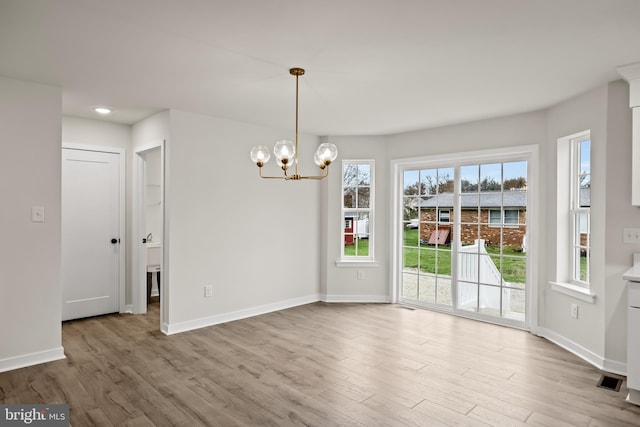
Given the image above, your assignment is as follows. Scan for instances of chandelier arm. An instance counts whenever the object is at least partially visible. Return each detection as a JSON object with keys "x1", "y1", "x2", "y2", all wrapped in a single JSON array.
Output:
[
  {"x1": 258, "y1": 168, "x2": 288, "y2": 179},
  {"x1": 297, "y1": 167, "x2": 330, "y2": 180},
  {"x1": 294, "y1": 71, "x2": 300, "y2": 178}
]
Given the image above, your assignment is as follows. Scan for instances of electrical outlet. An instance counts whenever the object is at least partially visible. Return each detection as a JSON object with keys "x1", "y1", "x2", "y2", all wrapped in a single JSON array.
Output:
[
  {"x1": 571, "y1": 303, "x2": 579, "y2": 319},
  {"x1": 357, "y1": 270, "x2": 365, "y2": 280},
  {"x1": 31, "y1": 206, "x2": 45, "y2": 223},
  {"x1": 623, "y1": 228, "x2": 640, "y2": 244},
  {"x1": 204, "y1": 285, "x2": 213, "y2": 297}
]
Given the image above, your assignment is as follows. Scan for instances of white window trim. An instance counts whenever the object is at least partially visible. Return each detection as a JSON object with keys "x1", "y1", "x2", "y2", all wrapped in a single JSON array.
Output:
[
  {"x1": 551, "y1": 130, "x2": 595, "y2": 302},
  {"x1": 340, "y1": 159, "x2": 375, "y2": 264}
]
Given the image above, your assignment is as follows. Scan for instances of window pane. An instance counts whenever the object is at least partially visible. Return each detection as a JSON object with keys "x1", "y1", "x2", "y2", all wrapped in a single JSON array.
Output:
[
  {"x1": 480, "y1": 163, "x2": 502, "y2": 191},
  {"x1": 404, "y1": 196, "x2": 418, "y2": 221},
  {"x1": 343, "y1": 164, "x2": 358, "y2": 187},
  {"x1": 343, "y1": 187, "x2": 356, "y2": 208},
  {"x1": 404, "y1": 223, "x2": 419, "y2": 247},
  {"x1": 358, "y1": 164, "x2": 371, "y2": 185},
  {"x1": 356, "y1": 213, "x2": 370, "y2": 239},
  {"x1": 357, "y1": 187, "x2": 370, "y2": 208},
  {"x1": 437, "y1": 167, "x2": 454, "y2": 194},
  {"x1": 420, "y1": 169, "x2": 438, "y2": 196},
  {"x1": 489, "y1": 210, "x2": 501, "y2": 225},
  {"x1": 574, "y1": 212, "x2": 589, "y2": 246},
  {"x1": 504, "y1": 210, "x2": 519, "y2": 225},
  {"x1": 403, "y1": 170, "x2": 420, "y2": 195},
  {"x1": 402, "y1": 272, "x2": 418, "y2": 300},
  {"x1": 461, "y1": 164, "x2": 479, "y2": 193},
  {"x1": 503, "y1": 161, "x2": 527, "y2": 190},
  {"x1": 580, "y1": 140, "x2": 591, "y2": 207}
]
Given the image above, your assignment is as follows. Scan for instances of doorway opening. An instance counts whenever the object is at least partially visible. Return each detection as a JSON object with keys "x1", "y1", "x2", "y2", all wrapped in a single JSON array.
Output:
[{"x1": 133, "y1": 142, "x2": 164, "y2": 328}]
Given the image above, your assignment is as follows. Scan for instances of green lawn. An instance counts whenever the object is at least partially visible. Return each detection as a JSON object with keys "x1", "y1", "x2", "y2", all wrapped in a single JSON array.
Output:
[
  {"x1": 344, "y1": 238, "x2": 369, "y2": 257},
  {"x1": 347, "y1": 229, "x2": 587, "y2": 285},
  {"x1": 402, "y1": 229, "x2": 526, "y2": 283}
]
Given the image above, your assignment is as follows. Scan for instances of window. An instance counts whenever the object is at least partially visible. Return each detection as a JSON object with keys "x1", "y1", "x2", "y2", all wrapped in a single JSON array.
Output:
[
  {"x1": 571, "y1": 135, "x2": 590, "y2": 285},
  {"x1": 489, "y1": 209, "x2": 519, "y2": 227},
  {"x1": 551, "y1": 130, "x2": 594, "y2": 301},
  {"x1": 438, "y1": 209, "x2": 450, "y2": 223},
  {"x1": 342, "y1": 160, "x2": 374, "y2": 260}
]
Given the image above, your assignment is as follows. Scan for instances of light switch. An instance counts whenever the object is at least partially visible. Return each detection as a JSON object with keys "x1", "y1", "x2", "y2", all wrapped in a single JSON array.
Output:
[
  {"x1": 623, "y1": 228, "x2": 640, "y2": 244},
  {"x1": 31, "y1": 206, "x2": 45, "y2": 223}
]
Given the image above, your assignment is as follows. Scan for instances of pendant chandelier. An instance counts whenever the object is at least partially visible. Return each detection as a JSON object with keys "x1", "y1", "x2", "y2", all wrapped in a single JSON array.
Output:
[{"x1": 249, "y1": 67, "x2": 338, "y2": 180}]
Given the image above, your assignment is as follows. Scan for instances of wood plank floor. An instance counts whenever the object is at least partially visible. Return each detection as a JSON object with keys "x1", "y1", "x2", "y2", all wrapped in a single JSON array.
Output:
[{"x1": 2, "y1": 302, "x2": 640, "y2": 426}]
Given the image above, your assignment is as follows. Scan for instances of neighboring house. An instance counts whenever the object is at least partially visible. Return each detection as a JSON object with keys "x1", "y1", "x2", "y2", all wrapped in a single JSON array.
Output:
[{"x1": 418, "y1": 190, "x2": 527, "y2": 246}]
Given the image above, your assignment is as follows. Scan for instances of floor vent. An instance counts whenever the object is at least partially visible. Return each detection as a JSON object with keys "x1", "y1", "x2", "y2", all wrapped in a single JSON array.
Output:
[
  {"x1": 399, "y1": 305, "x2": 416, "y2": 311},
  {"x1": 597, "y1": 375, "x2": 623, "y2": 392}
]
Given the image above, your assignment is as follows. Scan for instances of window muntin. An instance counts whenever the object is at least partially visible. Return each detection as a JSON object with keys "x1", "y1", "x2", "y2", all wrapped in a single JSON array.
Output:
[
  {"x1": 342, "y1": 161, "x2": 374, "y2": 260},
  {"x1": 571, "y1": 136, "x2": 590, "y2": 285}
]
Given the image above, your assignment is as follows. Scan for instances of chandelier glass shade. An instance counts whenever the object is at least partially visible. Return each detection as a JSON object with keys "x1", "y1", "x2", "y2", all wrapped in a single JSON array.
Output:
[{"x1": 249, "y1": 68, "x2": 338, "y2": 180}]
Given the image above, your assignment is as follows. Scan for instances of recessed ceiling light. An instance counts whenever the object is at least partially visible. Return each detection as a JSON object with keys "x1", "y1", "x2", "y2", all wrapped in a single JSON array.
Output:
[{"x1": 94, "y1": 107, "x2": 112, "y2": 115}]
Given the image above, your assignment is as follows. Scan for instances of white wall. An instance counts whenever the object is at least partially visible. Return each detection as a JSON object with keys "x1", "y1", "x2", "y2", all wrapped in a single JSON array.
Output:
[
  {"x1": 0, "y1": 76, "x2": 64, "y2": 371},
  {"x1": 545, "y1": 84, "x2": 609, "y2": 360},
  {"x1": 162, "y1": 110, "x2": 322, "y2": 331},
  {"x1": 61, "y1": 117, "x2": 133, "y2": 303},
  {"x1": 604, "y1": 80, "x2": 639, "y2": 367},
  {"x1": 323, "y1": 135, "x2": 390, "y2": 301}
]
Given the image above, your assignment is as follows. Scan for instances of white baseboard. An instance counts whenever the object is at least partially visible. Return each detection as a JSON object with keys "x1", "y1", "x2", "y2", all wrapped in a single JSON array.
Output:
[
  {"x1": 320, "y1": 294, "x2": 391, "y2": 303},
  {"x1": 164, "y1": 294, "x2": 321, "y2": 335},
  {"x1": 537, "y1": 327, "x2": 626, "y2": 376},
  {"x1": 603, "y1": 358, "x2": 627, "y2": 376},
  {"x1": 0, "y1": 347, "x2": 66, "y2": 373},
  {"x1": 123, "y1": 304, "x2": 134, "y2": 314}
]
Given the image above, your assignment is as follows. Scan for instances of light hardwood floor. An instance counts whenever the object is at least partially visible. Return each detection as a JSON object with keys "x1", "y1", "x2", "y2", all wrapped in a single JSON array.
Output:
[{"x1": 1, "y1": 302, "x2": 640, "y2": 426}]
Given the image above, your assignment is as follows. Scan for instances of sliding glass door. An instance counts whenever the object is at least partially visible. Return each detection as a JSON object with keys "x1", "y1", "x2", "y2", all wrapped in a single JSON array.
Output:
[{"x1": 399, "y1": 158, "x2": 529, "y2": 327}]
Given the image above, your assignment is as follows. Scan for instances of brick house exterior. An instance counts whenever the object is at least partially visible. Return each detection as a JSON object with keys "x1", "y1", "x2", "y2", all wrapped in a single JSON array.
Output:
[{"x1": 418, "y1": 191, "x2": 527, "y2": 247}]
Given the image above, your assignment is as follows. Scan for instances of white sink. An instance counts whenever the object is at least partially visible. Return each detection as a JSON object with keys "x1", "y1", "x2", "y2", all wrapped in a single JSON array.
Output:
[{"x1": 147, "y1": 243, "x2": 161, "y2": 266}]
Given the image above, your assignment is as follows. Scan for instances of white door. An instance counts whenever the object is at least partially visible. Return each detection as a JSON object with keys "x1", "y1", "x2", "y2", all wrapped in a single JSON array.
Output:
[{"x1": 62, "y1": 148, "x2": 122, "y2": 321}]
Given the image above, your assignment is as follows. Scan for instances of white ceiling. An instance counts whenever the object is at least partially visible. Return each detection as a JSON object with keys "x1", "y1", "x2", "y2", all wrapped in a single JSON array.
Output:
[{"x1": 1, "y1": 0, "x2": 639, "y2": 135}]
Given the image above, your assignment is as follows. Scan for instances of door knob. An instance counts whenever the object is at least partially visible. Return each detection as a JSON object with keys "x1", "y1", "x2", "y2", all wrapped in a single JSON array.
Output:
[{"x1": 111, "y1": 238, "x2": 119, "y2": 244}]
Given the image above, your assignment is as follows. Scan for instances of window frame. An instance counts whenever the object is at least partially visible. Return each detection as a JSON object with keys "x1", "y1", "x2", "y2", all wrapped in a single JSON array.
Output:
[
  {"x1": 437, "y1": 208, "x2": 451, "y2": 223},
  {"x1": 550, "y1": 130, "x2": 595, "y2": 303},
  {"x1": 569, "y1": 135, "x2": 590, "y2": 287},
  {"x1": 340, "y1": 159, "x2": 375, "y2": 262}
]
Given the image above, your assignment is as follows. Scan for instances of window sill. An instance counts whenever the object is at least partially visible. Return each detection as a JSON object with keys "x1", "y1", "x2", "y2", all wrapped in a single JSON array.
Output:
[
  {"x1": 335, "y1": 260, "x2": 379, "y2": 268},
  {"x1": 549, "y1": 281, "x2": 597, "y2": 303}
]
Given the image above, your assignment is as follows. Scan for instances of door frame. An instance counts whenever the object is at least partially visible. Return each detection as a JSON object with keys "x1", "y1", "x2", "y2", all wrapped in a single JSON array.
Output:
[
  {"x1": 389, "y1": 144, "x2": 539, "y2": 331},
  {"x1": 133, "y1": 141, "x2": 165, "y2": 319},
  {"x1": 62, "y1": 143, "x2": 126, "y2": 314}
]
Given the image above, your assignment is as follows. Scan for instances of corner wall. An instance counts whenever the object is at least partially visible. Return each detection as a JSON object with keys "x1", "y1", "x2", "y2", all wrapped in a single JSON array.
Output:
[
  {"x1": 544, "y1": 84, "x2": 609, "y2": 362},
  {"x1": 323, "y1": 135, "x2": 390, "y2": 301},
  {"x1": 604, "y1": 80, "x2": 638, "y2": 370},
  {"x1": 163, "y1": 110, "x2": 322, "y2": 332},
  {"x1": 0, "y1": 76, "x2": 64, "y2": 371}
]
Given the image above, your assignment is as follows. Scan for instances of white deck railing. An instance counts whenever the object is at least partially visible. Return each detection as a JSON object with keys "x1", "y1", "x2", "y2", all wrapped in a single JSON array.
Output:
[{"x1": 457, "y1": 239, "x2": 510, "y2": 311}]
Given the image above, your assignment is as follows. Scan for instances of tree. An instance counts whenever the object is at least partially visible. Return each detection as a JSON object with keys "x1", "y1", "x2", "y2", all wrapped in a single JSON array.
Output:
[{"x1": 503, "y1": 177, "x2": 526, "y2": 190}]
